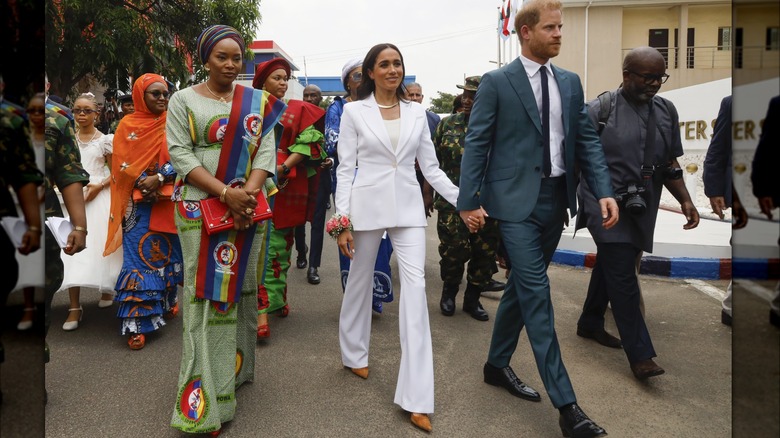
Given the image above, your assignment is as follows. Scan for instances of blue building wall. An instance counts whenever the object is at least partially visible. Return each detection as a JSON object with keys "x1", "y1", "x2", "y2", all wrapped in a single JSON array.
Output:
[{"x1": 296, "y1": 75, "x2": 417, "y2": 96}]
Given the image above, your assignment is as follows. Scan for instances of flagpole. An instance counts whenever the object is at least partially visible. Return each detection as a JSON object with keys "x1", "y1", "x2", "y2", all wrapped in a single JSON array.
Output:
[{"x1": 497, "y1": 6, "x2": 502, "y2": 68}]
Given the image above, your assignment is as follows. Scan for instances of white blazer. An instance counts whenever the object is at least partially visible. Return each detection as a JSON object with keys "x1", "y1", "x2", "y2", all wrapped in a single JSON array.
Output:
[{"x1": 335, "y1": 94, "x2": 459, "y2": 231}]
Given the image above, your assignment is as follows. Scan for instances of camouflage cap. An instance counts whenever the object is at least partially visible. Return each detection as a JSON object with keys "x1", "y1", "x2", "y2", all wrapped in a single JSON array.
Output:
[{"x1": 456, "y1": 76, "x2": 480, "y2": 91}]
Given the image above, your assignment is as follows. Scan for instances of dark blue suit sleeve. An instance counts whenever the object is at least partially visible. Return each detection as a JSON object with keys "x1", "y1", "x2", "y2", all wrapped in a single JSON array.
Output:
[
  {"x1": 703, "y1": 95, "x2": 732, "y2": 205},
  {"x1": 751, "y1": 95, "x2": 780, "y2": 203},
  {"x1": 457, "y1": 73, "x2": 497, "y2": 211}
]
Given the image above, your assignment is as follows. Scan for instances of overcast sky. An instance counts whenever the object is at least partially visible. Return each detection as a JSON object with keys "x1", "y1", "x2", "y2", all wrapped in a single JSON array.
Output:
[{"x1": 255, "y1": 0, "x2": 510, "y2": 107}]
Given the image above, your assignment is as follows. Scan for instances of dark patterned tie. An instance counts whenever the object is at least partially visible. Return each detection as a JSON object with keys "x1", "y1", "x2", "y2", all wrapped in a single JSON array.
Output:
[{"x1": 540, "y1": 66, "x2": 551, "y2": 177}]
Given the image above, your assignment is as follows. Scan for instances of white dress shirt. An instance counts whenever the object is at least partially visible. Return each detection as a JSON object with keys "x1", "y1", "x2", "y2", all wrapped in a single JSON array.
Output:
[{"x1": 519, "y1": 54, "x2": 565, "y2": 177}]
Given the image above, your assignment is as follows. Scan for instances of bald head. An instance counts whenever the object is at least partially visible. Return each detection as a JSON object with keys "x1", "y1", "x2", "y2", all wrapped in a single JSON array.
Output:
[
  {"x1": 622, "y1": 46, "x2": 665, "y2": 72},
  {"x1": 303, "y1": 84, "x2": 322, "y2": 106},
  {"x1": 622, "y1": 46, "x2": 668, "y2": 104}
]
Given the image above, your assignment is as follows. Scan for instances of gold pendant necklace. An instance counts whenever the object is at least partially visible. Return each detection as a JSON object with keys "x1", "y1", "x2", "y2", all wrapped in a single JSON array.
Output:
[{"x1": 205, "y1": 82, "x2": 234, "y2": 103}]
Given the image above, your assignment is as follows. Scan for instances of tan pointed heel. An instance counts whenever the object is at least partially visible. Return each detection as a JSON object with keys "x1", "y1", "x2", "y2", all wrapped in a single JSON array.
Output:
[
  {"x1": 410, "y1": 413, "x2": 432, "y2": 433},
  {"x1": 344, "y1": 366, "x2": 369, "y2": 379}
]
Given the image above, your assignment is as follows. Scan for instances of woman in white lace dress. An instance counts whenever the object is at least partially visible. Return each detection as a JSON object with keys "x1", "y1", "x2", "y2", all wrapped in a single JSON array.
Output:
[{"x1": 59, "y1": 92, "x2": 123, "y2": 330}]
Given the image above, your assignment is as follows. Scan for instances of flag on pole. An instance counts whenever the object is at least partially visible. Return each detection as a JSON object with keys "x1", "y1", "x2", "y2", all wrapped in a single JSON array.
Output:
[{"x1": 499, "y1": 0, "x2": 515, "y2": 41}]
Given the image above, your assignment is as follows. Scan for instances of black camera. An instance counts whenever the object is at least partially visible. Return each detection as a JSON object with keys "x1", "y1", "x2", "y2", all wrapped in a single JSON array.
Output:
[
  {"x1": 614, "y1": 184, "x2": 647, "y2": 216},
  {"x1": 103, "y1": 88, "x2": 118, "y2": 100}
]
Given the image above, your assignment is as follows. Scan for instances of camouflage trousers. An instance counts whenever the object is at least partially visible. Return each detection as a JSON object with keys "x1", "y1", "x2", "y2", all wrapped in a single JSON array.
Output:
[{"x1": 436, "y1": 210, "x2": 500, "y2": 289}]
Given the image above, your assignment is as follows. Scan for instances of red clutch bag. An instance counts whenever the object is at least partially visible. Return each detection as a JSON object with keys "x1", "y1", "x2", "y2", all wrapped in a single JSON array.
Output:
[{"x1": 200, "y1": 195, "x2": 272, "y2": 235}]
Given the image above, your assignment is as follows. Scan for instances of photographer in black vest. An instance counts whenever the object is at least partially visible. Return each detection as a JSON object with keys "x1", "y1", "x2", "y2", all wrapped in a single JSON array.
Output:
[{"x1": 574, "y1": 46, "x2": 699, "y2": 380}]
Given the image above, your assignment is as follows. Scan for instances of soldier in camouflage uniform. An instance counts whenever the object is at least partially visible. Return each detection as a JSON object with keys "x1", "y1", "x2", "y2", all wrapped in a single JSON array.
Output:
[
  {"x1": 43, "y1": 102, "x2": 89, "y2": 342},
  {"x1": 1, "y1": 95, "x2": 44, "y2": 404},
  {"x1": 108, "y1": 94, "x2": 134, "y2": 134},
  {"x1": 432, "y1": 76, "x2": 502, "y2": 321}
]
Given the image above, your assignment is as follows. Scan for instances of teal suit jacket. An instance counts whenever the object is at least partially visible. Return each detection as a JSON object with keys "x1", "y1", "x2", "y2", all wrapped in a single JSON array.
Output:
[{"x1": 457, "y1": 58, "x2": 613, "y2": 222}]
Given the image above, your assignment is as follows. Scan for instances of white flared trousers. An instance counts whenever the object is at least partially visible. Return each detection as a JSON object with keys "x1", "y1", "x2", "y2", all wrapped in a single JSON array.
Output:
[{"x1": 339, "y1": 227, "x2": 434, "y2": 414}]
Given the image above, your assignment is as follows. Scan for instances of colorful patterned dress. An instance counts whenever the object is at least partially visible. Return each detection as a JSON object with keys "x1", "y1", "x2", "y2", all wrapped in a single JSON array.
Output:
[
  {"x1": 112, "y1": 160, "x2": 182, "y2": 335},
  {"x1": 257, "y1": 99, "x2": 325, "y2": 315},
  {"x1": 167, "y1": 86, "x2": 282, "y2": 434}
]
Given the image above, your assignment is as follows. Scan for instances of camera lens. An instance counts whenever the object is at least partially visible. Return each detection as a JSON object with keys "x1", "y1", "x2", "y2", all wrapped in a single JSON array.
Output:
[{"x1": 625, "y1": 194, "x2": 646, "y2": 216}]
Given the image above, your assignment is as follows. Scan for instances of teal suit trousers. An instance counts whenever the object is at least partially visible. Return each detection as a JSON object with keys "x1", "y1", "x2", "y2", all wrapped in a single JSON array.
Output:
[{"x1": 487, "y1": 176, "x2": 576, "y2": 408}]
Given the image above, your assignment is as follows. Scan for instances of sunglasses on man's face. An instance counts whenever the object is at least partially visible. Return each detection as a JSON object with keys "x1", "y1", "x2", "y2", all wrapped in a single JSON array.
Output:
[
  {"x1": 26, "y1": 108, "x2": 45, "y2": 115},
  {"x1": 72, "y1": 108, "x2": 96, "y2": 115},
  {"x1": 145, "y1": 90, "x2": 170, "y2": 99}
]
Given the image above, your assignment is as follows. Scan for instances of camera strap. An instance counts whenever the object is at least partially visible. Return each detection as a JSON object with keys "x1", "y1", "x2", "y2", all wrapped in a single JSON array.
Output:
[{"x1": 641, "y1": 103, "x2": 657, "y2": 183}]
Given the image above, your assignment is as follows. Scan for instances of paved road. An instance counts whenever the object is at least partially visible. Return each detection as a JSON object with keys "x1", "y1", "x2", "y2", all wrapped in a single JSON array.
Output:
[{"x1": 4, "y1": 219, "x2": 776, "y2": 437}]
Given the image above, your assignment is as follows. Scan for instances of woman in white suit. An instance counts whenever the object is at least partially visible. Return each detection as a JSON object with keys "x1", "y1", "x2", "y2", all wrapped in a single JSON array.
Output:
[{"x1": 334, "y1": 43, "x2": 459, "y2": 433}]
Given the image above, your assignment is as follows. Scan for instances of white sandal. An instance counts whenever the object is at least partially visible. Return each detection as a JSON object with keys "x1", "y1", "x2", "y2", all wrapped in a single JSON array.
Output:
[
  {"x1": 17, "y1": 307, "x2": 36, "y2": 331},
  {"x1": 62, "y1": 307, "x2": 83, "y2": 331}
]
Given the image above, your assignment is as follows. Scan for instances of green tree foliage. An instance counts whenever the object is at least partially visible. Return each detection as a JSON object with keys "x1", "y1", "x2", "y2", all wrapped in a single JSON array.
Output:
[
  {"x1": 428, "y1": 91, "x2": 456, "y2": 114},
  {"x1": 319, "y1": 96, "x2": 333, "y2": 111},
  {"x1": 45, "y1": 0, "x2": 263, "y2": 98}
]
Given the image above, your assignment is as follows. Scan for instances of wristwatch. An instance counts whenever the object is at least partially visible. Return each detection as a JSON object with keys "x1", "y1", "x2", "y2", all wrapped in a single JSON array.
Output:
[
  {"x1": 281, "y1": 163, "x2": 291, "y2": 175},
  {"x1": 157, "y1": 173, "x2": 165, "y2": 183}
]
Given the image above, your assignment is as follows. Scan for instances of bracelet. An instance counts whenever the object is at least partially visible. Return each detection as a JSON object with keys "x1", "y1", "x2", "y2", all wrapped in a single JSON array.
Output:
[
  {"x1": 281, "y1": 163, "x2": 291, "y2": 175},
  {"x1": 219, "y1": 185, "x2": 229, "y2": 203},
  {"x1": 27, "y1": 226, "x2": 42, "y2": 234},
  {"x1": 72, "y1": 226, "x2": 88, "y2": 235},
  {"x1": 101, "y1": 180, "x2": 107, "y2": 188}
]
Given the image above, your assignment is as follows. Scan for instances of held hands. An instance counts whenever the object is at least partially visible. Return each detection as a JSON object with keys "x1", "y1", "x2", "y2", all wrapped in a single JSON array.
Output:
[
  {"x1": 681, "y1": 201, "x2": 700, "y2": 230},
  {"x1": 599, "y1": 198, "x2": 620, "y2": 229},
  {"x1": 221, "y1": 187, "x2": 261, "y2": 231},
  {"x1": 459, "y1": 207, "x2": 488, "y2": 233}
]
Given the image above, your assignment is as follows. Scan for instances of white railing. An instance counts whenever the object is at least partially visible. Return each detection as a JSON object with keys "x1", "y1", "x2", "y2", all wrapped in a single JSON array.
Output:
[{"x1": 622, "y1": 46, "x2": 733, "y2": 70}]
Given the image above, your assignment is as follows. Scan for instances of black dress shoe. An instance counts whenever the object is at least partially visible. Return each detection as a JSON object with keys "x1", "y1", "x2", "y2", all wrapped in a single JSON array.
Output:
[
  {"x1": 307, "y1": 266, "x2": 320, "y2": 285},
  {"x1": 559, "y1": 404, "x2": 607, "y2": 438},
  {"x1": 296, "y1": 256, "x2": 307, "y2": 269},
  {"x1": 483, "y1": 279, "x2": 506, "y2": 292},
  {"x1": 630, "y1": 359, "x2": 664, "y2": 380},
  {"x1": 463, "y1": 303, "x2": 489, "y2": 321},
  {"x1": 483, "y1": 362, "x2": 541, "y2": 402},
  {"x1": 576, "y1": 327, "x2": 622, "y2": 349},
  {"x1": 440, "y1": 296, "x2": 455, "y2": 316},
  {"x1": 721, "y1": 310, "x2": 732, "y2": 326}
]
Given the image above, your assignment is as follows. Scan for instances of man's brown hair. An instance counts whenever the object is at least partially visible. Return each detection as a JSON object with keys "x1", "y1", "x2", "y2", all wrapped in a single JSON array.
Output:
[{"x1": 514, "y1": 0, "x2": 563, "y2": 44}]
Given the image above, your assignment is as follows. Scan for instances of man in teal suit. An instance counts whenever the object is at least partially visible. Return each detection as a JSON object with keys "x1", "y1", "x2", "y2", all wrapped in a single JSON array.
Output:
[{"x1": 457, "y1": 1, "x2": 618, "y2": 436}]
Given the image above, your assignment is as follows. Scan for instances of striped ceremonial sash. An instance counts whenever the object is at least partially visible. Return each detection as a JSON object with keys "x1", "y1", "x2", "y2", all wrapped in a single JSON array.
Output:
[{"x1": 195, "y1": 85, "x2": 286, "y2": 303}]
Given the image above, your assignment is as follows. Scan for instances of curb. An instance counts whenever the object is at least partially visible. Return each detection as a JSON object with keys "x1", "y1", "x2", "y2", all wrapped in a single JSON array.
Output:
[{"x1": 552, "y1": 249, "x2": 780, "y2": 280}]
